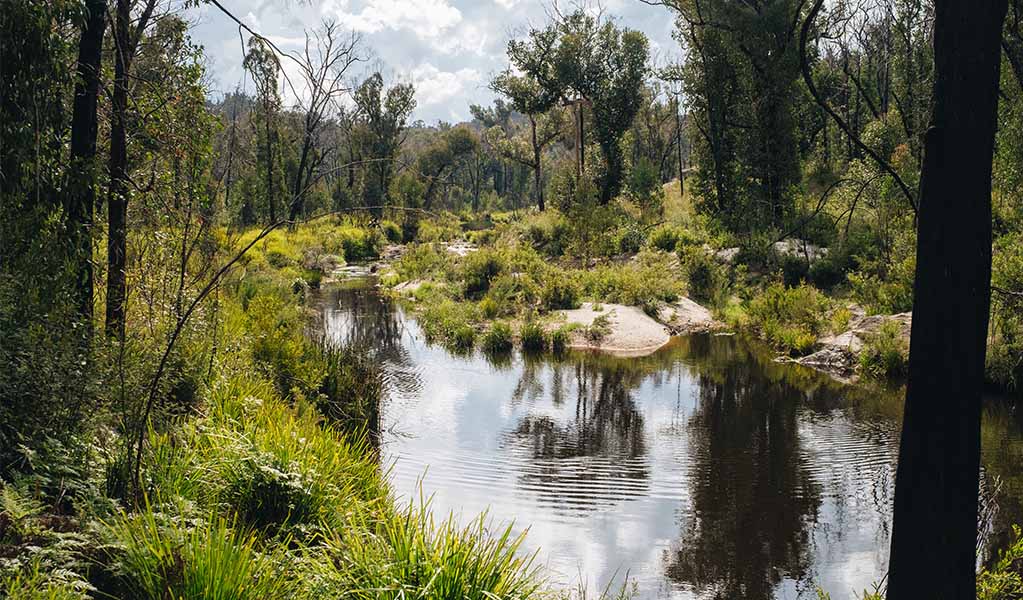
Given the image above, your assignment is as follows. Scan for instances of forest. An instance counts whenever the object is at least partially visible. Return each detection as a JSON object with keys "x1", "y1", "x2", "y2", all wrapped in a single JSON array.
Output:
[{"x1": 2, "y1": 0, "x2": 1023, "y2": 598}]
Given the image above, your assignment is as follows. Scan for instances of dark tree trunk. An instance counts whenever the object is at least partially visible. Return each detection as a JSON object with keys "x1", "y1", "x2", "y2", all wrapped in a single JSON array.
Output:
[
  {"x1": 66, "y1": 0, "x2": 106, "y2": 325},
  {"x1": 105, "y1": 0, "x2": 131, "y2": 339},
  {"x1": 886, "y1": 1, "x2": 1007, "y2": 598},
  {"x1": 530, "y1": 116, "x2": 545, "y2": 212},
  {"x1": 265, "y1": 113, "x2": 276, "y2": 223}
]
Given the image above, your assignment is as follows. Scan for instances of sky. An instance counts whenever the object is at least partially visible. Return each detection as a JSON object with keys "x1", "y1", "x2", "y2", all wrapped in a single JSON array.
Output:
[{"x1": 187, "y1": 0, "x2": 680, "y2": 123}]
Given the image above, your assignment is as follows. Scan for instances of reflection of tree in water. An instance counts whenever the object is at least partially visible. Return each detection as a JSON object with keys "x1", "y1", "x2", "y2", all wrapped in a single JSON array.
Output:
[
  {"x1": 315, "y1": 280, "x2": 421, "y2": 398},
  {"x1": 666, "y1": 334, "x2": 822, "y2": 600},
  {"x1": 501, "y1": 354, "x2": 651, "y2": 511}
]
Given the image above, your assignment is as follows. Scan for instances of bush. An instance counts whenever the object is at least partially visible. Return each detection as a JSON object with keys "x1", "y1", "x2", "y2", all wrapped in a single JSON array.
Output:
[
  {"x1": 979, "y1": 524, "x2": 1023, "y2": 600},
  {"x1": 781, "y1": 255, "x2": 810, "y2": 287},
  {"x1": 380, "y1": 220, "x2": 402, "y2": 243},
  {"x1": 859, "y1": 320, "x2": 908, "y2": 379},
  {"x1": 519, "y1": 321, "x2": 548, "y2": 353},
  {"x1": 648, "y1": 224, "x2": 681, "y2": 252},
  {"x1": 224, "y1": 451, "x2": 320, "y2": 532},
  {"x1": 550, "y1": 326, "x2": 572, "y2": 354},
  {"x1": 461, "y1": 250, "x2": 505, "y2": 300},
  {"x1": 616, "y1": 225, "x2": 645, "y2": 255},
  {"x1": 746, "y1": 283, "x2": 830, "y2": 356},
  {"x1": 481, "y1": 322, "x2": 513, "y2": 354},
  {"x1": 450, "y1": 324, "x2": 476, "y2": 351},
  {"x1": 585, "y1": 313, "x2": 613, "y2": 344},
  {"x1": 540, "y1": 275, "x2": 581, "y2": 311},
  {"x1": 679, "y1": 246, "x2": 719, "y2": 303}
]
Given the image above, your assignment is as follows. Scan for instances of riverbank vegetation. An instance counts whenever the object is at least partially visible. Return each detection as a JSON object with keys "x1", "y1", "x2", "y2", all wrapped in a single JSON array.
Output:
[{"x1": 4, "y1": 0, "x2": 1023, "y2": 597}]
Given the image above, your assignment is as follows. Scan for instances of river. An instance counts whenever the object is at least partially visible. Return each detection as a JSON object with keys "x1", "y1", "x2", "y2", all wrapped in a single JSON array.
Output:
[{"x1": 316, "y1": 276, "x2": 1023, "y2": 600}]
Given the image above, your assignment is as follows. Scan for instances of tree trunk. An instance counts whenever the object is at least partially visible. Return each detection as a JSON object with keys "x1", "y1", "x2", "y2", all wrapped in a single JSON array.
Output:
[
  {"x1": 675, "y1": 102, "x2": 685, "y2": 200},
  {"x1": 66, "y1": 0, "x2": 106, "y2": 325},
  {"x1": 105, "y1": 0, "x2": 131, "y2": 339},
  {"x1": 886, "y1": 1, "x2": 1007, "y2": 598},
  {"x1": 265, "y1": 111, "x2": 276, "y2": 223},
  {"x1": 531, "y1": 116, "x2": 545, "y2": 212}
]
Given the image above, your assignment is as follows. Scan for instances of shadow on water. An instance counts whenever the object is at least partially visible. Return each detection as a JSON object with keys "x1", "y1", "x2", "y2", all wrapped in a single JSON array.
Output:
[{"x1": 315, "y1": 276, "x2": 1023, "y2": 599}]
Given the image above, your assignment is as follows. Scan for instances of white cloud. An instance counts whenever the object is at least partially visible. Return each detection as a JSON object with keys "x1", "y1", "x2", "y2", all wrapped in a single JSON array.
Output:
[
  {"x1": 328, "y1": 0, "x2": 463, "y2": 39},
  {"x1": 411, "y1": 63, "x2": 482, "y2": 109}
]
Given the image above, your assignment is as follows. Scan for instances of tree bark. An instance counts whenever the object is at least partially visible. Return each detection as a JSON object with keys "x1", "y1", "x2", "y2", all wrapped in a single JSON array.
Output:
[
  {"x1": 530, "y1": 116, "x2": 545, "y2": 211},
  {"x1": 66, "y1": 0, "x2": 106, "y2": 325},
  {"x1": 886, "y1": 1, "x2": 1007, "y2": 598},
  {"x1": 105, "y1": 0, "x2": 131, "y2": 339}
]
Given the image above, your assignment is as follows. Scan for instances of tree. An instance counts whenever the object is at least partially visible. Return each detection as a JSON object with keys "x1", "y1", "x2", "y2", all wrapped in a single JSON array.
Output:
[
  {"x1": 886, "y1": 0, "x2": 1007, "y2": 598},
  {"x1": 506, "y1": 9, "x2": 650, "y2": 204},
  {"x1": 106, "y1": 0, "x2": 159, "y2": 339},
  {"x1": 244, "y1": 37, "x2": 282, "y2": 223},
  {"x1": 65, "y1": 0, "x2": 106, "y2": 325},
  {"x1": 288, "y1": 22, "x2": 360, "y2": 221},
  {"x1": 490, "y1": 72, "x2": 563, "y2": 211},
  {"x1": 352, "y1": 72, "x2": 416, "y2": 217},
  {"x1": 417, "y1": 127, "x2": 478, "y2": 210}
]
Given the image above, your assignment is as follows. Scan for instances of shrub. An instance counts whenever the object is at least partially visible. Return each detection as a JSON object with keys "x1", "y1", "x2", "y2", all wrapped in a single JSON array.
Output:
[
  {"x1": 585, "y1": 313, "x2": 613, "y2": 344},
  {"x1": 616, "y1": 225, "x2": 645, "y2": 255},
  {"x1": 481, "y1": 322, "x2": 513, "y2": 354},
  {"x1": 978, "y1": 524, "x2": 1023, "y2": 600},
  {"x1": 478, "y1": 296, "x2": 501, "y2": 319},
  {"x1": 781, "y1": 255, "x2": 810, "y2": 287},
  {"x1": 461, "y1": 250, "x2": 505, "y2": 300},
  {"x1": 746, "y1": 283, "x2": 830, "y2": 356},
  {"x1": 394, "y1": 244, "x2": 448, "y2": 281},
  {"x1": 648, "y1": 224, "x2": 681, "y2": 252},
  {"x1": 550, "y1": 326, "x2": 572, "y2": 354},
  {"x1": 380, "y1": 220, "x2": 402, "y2": 243},
  {"x1": 540, "y1": 275, "x2": 581, "y2": 311},
  {"x1": 679, "y1": 246, "x2": 719, "y2": 303},
  {"x1": 224, "y1": 451, "x2": 320, "y2": 532},
  {"x1": 450, "y1": 324, "x2": 476, "y2": 351},
  {"x1": 859, "y1": 320, "x2": 908, "y2": 379},
  {"x1": 519, "y1": 321, "x2": 548, "y2": 353}
]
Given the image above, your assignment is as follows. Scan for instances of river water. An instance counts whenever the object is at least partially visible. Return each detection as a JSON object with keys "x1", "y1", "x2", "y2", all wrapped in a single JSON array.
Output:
[{"x1": 317, "y1": 277, "x2": 1023, "y2": 600}]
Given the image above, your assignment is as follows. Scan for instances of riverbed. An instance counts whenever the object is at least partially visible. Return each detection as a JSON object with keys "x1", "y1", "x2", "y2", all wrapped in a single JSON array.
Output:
[{"x1": 316, "y1": 277, "x2": 1023, "y2": 599}]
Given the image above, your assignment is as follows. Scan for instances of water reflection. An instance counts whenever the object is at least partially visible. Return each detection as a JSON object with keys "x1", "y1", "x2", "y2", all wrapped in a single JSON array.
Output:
[
  {"x1": 667, "y1": 335, "x2": 821, "y2": 598},
  {"x1": 317, "y1": 277, "x2": 1023, "y2": 600}
]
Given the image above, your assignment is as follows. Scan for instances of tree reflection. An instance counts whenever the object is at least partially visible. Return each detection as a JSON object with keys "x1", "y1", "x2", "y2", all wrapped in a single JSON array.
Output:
[
  {"x1": 501, "y1": 353, "x2": 651, "y2": 512},
  {"x1": 666, "y1": 335, "x2": 822, "y2": 599}
]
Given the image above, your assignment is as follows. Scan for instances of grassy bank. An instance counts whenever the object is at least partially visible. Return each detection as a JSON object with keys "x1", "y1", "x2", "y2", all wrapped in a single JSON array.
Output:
[{"x1": 0, "y1": 219, "x2": 608, "y2": 599}]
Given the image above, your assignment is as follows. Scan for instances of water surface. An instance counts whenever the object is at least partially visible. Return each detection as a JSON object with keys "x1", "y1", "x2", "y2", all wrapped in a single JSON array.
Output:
[{"x1": 317, "y1": 278, "x2": 1023, "y2": 599}]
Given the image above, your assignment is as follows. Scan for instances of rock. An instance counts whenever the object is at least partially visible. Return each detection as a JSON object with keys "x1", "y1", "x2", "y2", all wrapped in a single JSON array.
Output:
[
  {"x1": 797, "y1": 310, "x2": 912, "y2": 381},
  {"x1": 557, "y1": 302, "x2": 671, "y2": 357},
  {"x1": 444, "y1": 241, "x2": 477, "y2": 257},
  {"x1": 393, "y1": 279, "x2": 425, "y2": 294},
  {"x1": 715, "y1": 247, "x2": 741, "y2": 264},
  {"x1": 656, "y1": 297, "x2": 722, "y2": 335},
  {"x1": 772, "y1": 238, "x2": 829, "y2": 263}
]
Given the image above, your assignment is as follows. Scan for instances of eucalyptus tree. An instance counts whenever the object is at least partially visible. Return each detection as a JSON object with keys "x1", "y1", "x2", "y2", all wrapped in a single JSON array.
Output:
[
  {"x1": 289, "y1": 22, "x2": 361, "y2": 221},
  {"x1": 490, "y1": 72, "x2": 564, "y2": 210},
  {"x1": 417, "y1": 127, "x2": 479, "y2": 210},
  {"x1": 506, "y1": 9, "x2": 649, "y2": 204},
  {"x1": 244, "y1": 37, "x2": 283, "y2": 223},
  {"x1": 883, "y1": 1, "x2": 1007, "y2": 596},
  {"x1": 352, "y1": 72, "x2": 416, "y2": 217},
  {"x1": 106, "y1": 0, "x2": 160, "y2": 339}
]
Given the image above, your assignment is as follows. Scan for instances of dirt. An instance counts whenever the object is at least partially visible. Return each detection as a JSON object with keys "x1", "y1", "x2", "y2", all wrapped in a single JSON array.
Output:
[{"x1": 557, "y1": 302, "x2": 672, "y2": 357}]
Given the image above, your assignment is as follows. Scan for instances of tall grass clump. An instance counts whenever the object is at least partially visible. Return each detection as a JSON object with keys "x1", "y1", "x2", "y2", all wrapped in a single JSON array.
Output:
[
  {"x1": 520, "y1": 321, "x2": 548, "y2": 352},
  {"x1": 462, "y1": 250, "x2": 505, "y2": 299},
  {"x1": 481, "y1": 322, "x2": 514, "y2": 354},
  {"x1": 312, "y1": 503, "x2": 544, "y2": 599},
  {"x1": 746, "y1": 282, "x2": 830, "y2": 356},
  {"x1": 101, "y1": 510, "x2": 291, "y2": 599},
  {"x1": 316, "y1": 341, "x2": 382, "y2": 436},
  {"x1": 858, "y1": 320, "x2": 908, "y2": 379}
]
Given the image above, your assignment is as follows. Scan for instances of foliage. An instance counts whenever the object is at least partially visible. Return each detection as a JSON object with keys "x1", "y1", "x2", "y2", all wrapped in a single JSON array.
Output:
[
  {"x1": 541, "y1": 275, "x2": 582, "y2": 311},
  {"x1": 481, "y1": 322, "x2": 514, "y2": 354},
  {"x1": 978, "y1": 524, "x2": 1023, "y2": 600},
  {"x1": 316, "y1": 341, "x2": 382, "y2": 435},
  {"x1": 585, "y1": 313, "x2": 613, "y2": 343},
  {"x1": 745, "y1": 283, "x2": 831, "y2": 356},
  {"x1": 461, "y1": 250, "x2": 506, "y2": 300},
  {"x1": 859, "y1": 321, "x2": 909, "y2": 379},
  {"x1": 520, "y1": 321, "x2": 549, "y2": 352}
]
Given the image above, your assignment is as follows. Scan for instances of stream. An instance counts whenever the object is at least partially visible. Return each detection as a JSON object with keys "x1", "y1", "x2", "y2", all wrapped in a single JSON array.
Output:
[{"x1": 316, "y1": 276, "x2": 1023, "y2": 600}]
